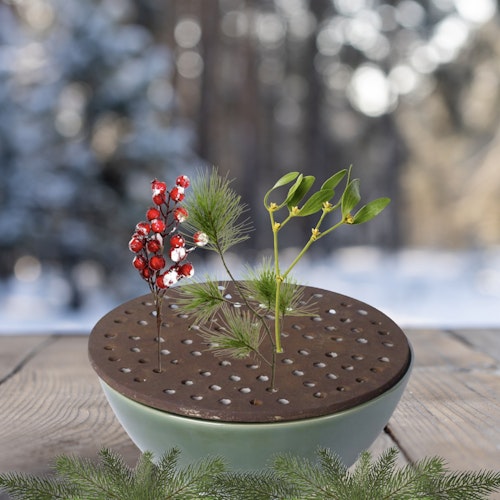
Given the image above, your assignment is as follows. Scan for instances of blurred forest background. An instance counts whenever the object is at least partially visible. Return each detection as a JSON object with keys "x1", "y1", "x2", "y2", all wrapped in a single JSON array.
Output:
[{"x1": 1, "y1": 0, "x2": 500, "y2": 328}]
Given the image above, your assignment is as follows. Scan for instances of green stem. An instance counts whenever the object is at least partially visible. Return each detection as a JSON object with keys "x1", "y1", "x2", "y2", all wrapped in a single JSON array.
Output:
[{"x1": 271, "y1": 211, "x2": 283, "y2": 354}]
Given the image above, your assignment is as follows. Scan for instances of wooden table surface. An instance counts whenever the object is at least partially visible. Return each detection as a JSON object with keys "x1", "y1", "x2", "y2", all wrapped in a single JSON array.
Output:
[{"x1": 1, "y1": 329, "x2": 499, "y2": 497}]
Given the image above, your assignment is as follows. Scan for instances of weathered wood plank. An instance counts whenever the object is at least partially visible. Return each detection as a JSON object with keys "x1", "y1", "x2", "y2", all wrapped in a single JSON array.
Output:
[
  {"x1": 454, "y1": 329, "x2": 500, "y2": 362},
  {"x1": 389, "y1": 329, "x2": 500, "y2": 471},
  {"x1": 0, "y1": 335, "x2": 52, "y2": 382},
  {"x1": 0, "y1": 336, "x2": 139, "y2": 473}
]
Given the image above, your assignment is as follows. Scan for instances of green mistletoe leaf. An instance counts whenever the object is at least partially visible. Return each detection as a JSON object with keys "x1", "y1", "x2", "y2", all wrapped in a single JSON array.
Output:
[
  {"x1": 341, "y1": 178, "x2": 361, "y2": 219},
  {"x1": 352, "y1": 197, "x2": 391, "y2": 224},
  {"x1": 285, "y1": 175, "x2": 315, "y2": 209},
  {"x1": 297, "y1": 189, "x2": 334, "y2": 216}
]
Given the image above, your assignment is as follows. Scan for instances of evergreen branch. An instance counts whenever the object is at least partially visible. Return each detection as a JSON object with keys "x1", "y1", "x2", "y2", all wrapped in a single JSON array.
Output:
[
  {"x1": 1, "y1": 447, "x2": 500, "y2": 500},
  {"x1": 183, "y1": 167, "x2": 252, "y2": 255}
]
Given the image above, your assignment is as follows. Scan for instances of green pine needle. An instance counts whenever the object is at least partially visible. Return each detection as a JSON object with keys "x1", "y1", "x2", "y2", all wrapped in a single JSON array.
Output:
[
  {"x1": 1, "y1": 447, "x2": 500, "y2": 499},
  {"x1": 183, "y1": 167, "x2": 252, "y2": 255},
  {"x1": 200, "y1": 306, "x2": 264, "y2": 360}
]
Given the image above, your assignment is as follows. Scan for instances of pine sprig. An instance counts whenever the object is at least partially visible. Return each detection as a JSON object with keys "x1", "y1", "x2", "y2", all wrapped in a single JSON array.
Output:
[
  {"x1": 183, "y1": 167, "x2": 252, "y2": 255},
  {"x1": 1, "y1": 447, "x2": 500, "y2": 500}
]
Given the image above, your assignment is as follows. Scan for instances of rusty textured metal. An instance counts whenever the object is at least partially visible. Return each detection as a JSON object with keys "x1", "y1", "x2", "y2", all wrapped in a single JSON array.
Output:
[{"x1": 89, "y1": 283, "x2": 411, "y2": 423}]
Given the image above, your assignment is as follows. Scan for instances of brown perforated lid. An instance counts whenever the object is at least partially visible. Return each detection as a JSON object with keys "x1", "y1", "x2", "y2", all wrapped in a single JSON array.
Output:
[{"x1": 89, "y1": 283, "x2": 411, "y2": 423}]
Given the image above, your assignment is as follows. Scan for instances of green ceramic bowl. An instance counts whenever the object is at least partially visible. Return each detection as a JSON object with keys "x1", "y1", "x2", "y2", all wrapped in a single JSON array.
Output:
[{"x1": 99, "y1": 347, "x2": 412, "y2": 470}]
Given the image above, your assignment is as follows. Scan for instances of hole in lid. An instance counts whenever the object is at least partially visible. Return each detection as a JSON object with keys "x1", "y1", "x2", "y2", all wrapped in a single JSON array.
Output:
[
  {"x1": 328, "y1": 309, "x2": 336, "y2": 314},
  {"x1": 379, "y1": 356, "x2": 390, "y2": 363},
  {"x1": 137, "y1": 320, "x2": 148, "y2": 326},
  {"x1": 312, "y1": 316, "x2": 323, "y2": 322},
  {"x1": 246, "y1": 364, "x2": 259, "y2": 369},
  {"x1": 331, "y1": 336, "x2": 343, "y2": 342},
  {"x1": 383, "y1": 342, "x2": 394, "y2": 348},
  {"x1": 312, "y1": 293, "x2": 323, "y2": 298},
  {"x1": 209, "y1": 385, "x2": 222, "y2": 391},
  {"x1": 370, "y1": 367, "x2": 380, "y2": 373},
  {"x1": 298, "y1": 349, "x2": 310, "y2": 356},
  {"x1": 129, "y1": 335, "x2": 141, "y2": 341},
  {"x1": 164, "y1": 389, "x2": 176, "y2": 395},
  {"x1": 340, "y1": 318, "x2": 352, "y2": 323},
  {"x1": 181, "y1": 339, "x2": 193, "y2": 345},
  {"x1": 224, "y1": 293, "x2": 232, "y2": 299},
  {"x1": 130, "y1": 347, "x2": 141, "y2": 353},
  {"x1": 104, "y1": 333, "x2": 117, "y2": 338},
  {"x1": 138, "y1": 358, "x2": 149, "y2": 364},
  {"x1": 325, "y1": 326, "x2": 337, "y2": 331},
  {"x1": 357, "y1": 309, "x2": 368, "y2": 315},
  {"x1": 108, "y1": 356, "x2": 120, "y2": 362},
  {"x1": 313, "y1": 362, "x2": 326, "y2": 368},
  {"x1": 257, "y1": 375, "x2": 269, "y2": 382},
  {"x1": 327, "y1": 373, "x2": 338, "y2": 379},
  {"x1": 177, "y1": 314, "x2": 189, "y2": 319},
  {"x1": 155, "y1": 336, "x2": 165, "y2": 343},
  {"x1": 191, "y1": 351, "x2": 202, "y2": 357},
  {"x1": 120, "y1": 367, "x2": 131, "y2": 373},
  {"x1": 278, "y1": 398, "x2": 290, "y2": 405},
  {"x1": 200, "y1": 371, "x2": 211, "y2": 377},
  {"x1": 229, "y1": 375, "x2": 241, "y2": 381},
  {"x1": 182, "y1": 380, "x2": 194, "y2": 386},
  {"x1": 352, "y1": 355, "x2": 364, "y2": 361},
  {"x1": 240, "y1": 387, "x2": 251, "y2": 393},
  {"x1": 220, "y1": 360, "x2": 231, "y2": 367},
  {"x1": 304, "y1": 381, "x2": 316, "y2": 387},
  {"x1": 171, "y1": 359, "x2": 179, "y2": 364},
  {"x1": 371, "y1": 320, "x2": 382, "y2": 325},
  {"x1": 169, "y1": 304, "x2": 179, "y2": 309},
  {"x1": 161, "y1": 349, "x2": 171, "y2": 355},
  {"x1": 104, "y1": 345, "x2": 114, "y2": 351},
  {"x1": 282, "y1": 358, "x2": 294, "y2": 364},
  {"x1": 340, "y1": 302, "x2": 351, "y2": 307},
  {"x1": 356, "y1": 377, "x2": 367, "y2": 383},
  {"x1": 124, "y1": 310, "x2": 133, "y2": 315},
  {"x1": 292, "y1": 370, "x2": 304, "y2": 376},
  {"x1": 378, "y1": 330, "x2": 390, "y2": 336},
  {"x1": 356, "y1": 338, "x2": 368, "y2": 344},
  {"x1": 336, "y1": 386, "x2": 346, "y2": 392},
  {"x1": 150, "y1": 310, "x2": 158, "y2": 317},
  {"x1": 351, "y1": 327, "x2": 363, "y2": 333},
  {"x1": 233, "y1": 302, "x2": 242, "y2": 308},
  {"x1": 326, "y1": 351, "x2": 338, "y2": 358},
  {"x1": 250, "y1": 399, "x2": 263, "y2": 406},
  {"x1": 113, "y1": 319, "x2": 124, "y2": 324},
  {"x1": 292, "y1": 324, "x2": 302, "y2": 330},
  {"x1": 303, "y1": 334, "x2": 314, "y2": 340},
  {"x1": 219, "y1": 398, "x2": 231, "y2": 405},
  {"x1": 142, "y1": 300, "x2": 153, "y2": 306},
  {"x1": 342, "y1": 364, "x2": 354, "y2": 371},
  {"x1": 281, "y1": 331, "x2": 289, "y2": 338},
  {"x1": 134, "y1": 377, "x2": 146, "y2": 383},
  {"x1": 313, "y1": 391, "x2": 326, "y2": 398},
  {"x1": 191, "y1": 395, "x2": 203, "y2": 401}
]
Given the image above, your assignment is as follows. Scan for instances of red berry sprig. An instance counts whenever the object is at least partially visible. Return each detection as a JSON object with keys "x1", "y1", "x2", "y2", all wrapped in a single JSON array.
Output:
[{"x1": 128, "y1": 176, "x2": 207, "y2": 296}]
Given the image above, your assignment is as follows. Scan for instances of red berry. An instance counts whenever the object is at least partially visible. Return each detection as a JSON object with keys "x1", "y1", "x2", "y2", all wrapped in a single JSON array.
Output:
[
  {"x1": 129, "y1": 237, "x2": 144, "y2": 253},
  {"x1": 151, "y1": 219, "x2": 166, "y2": 233},
  {"x1": 156, "y1": 274, "x2": 167, "y2": 289},
  {"x1": 133, "y1": 256, "x2": 147, "y2": 270},
  {"x1": 150, "y1": 255, "x2": 166, "y2": 271},
  {"x1": 193, "y1": 231, "x2": 209, "y2": 247},
  {"x1": 173, "y1": 207, "x2": 188, "y2": 223},
  {"x1": 152, "y1": 192, "x2": 166, "y2": 205},
  {"x1": 141, "y1": 267, "x2": 152, "y2": 280},
  {"x1": 176, "y1": 175, "x2": 190, "y2": 188},
  {"x1": 170, "y1": 186, "x2": 185, "y2": 202},
  {"x1": 147, "y1": 238, "x2": 162, "y2": 253},
  {"x1": 151, "y1": 179, "x2": 167, "y2": 193},
  {"x1": 170, "y1": 246, "x2": 187, "y2": 263},
  {"x1": 146, "y1": 207, "x2": 161, "y2": 221},
  {"x1": 178, "y1": 262, "x2": 194, "y2": 277},
  {"x1": 162, "y1": 269, "x2": 179, "y2": 287},
  {"x1": 135, "y1": 222, "x2": 151, "y2": 236},
  {"x1": 170, "y1": 234, "x2": 185, "y2": 248}
]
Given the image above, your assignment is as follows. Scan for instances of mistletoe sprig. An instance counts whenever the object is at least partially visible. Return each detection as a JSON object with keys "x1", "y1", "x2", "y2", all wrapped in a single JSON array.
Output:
[
  {"x1": 1, "y1": 447, "x2": 499, "y2": 499},
  {"x1": 263, "y1": 167, "x2": 390, "y2": 353}
]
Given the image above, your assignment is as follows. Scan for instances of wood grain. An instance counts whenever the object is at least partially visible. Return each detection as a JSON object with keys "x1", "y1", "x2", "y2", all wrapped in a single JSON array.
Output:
[{"x1": 0, "y1": 336, "x2": 139, "y2": 473}]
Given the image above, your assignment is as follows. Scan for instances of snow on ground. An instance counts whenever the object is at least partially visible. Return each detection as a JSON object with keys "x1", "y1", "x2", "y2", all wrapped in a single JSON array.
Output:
[{"x1": 1, "y1": 247, "x2": 500, "y2": 334}]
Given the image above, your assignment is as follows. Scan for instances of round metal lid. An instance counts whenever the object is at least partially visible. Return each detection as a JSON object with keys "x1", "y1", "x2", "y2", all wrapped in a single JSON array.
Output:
[{"x1": 89, "y1": 283, "x2": 411, "y2": 423}]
